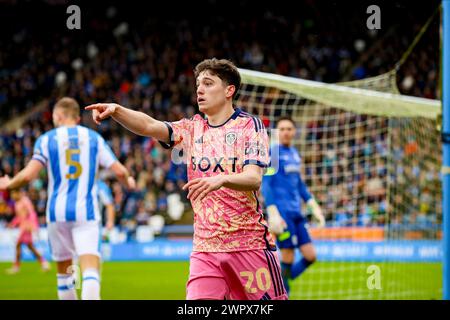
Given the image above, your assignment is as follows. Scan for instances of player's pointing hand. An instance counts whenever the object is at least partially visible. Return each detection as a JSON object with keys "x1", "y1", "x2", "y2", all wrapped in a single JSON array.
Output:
[{"x1": 85, "y1": 103, "x2": 119, "y2": 125}]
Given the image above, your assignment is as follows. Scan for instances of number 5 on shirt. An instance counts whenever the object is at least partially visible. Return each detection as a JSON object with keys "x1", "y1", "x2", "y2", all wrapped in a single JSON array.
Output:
[{"x1": 65, "y1": 149, "x2": 82, "y2": 179}]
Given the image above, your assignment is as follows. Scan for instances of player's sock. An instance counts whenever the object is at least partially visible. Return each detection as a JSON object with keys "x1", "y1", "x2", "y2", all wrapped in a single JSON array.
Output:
[
  {"x1": 81, "y1": 268, "x2": 100, "y2": 300},
  {"x1": 291, "y1": 258, "x2": 314, "y2": 279},
  {"x1": 57, "y1": 274, "x2": 78, "y2": 300},
  {"x1": 280, "y1": 262, "x2": 292, "y2": 295}
]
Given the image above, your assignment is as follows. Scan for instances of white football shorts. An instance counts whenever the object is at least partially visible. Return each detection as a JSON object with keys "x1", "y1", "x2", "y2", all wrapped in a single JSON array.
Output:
[{"x1": 47, "y1": 221, "x2": 101, "y2": 262}]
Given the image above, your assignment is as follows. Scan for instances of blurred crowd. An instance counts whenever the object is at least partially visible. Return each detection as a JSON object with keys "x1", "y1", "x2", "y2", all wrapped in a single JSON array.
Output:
[
  {"x1": 301, "y1": 115, "x2": 441, "y2": 234},
  {"x1": 0, "y1": 0, "x2": 441, "y2": 238}
]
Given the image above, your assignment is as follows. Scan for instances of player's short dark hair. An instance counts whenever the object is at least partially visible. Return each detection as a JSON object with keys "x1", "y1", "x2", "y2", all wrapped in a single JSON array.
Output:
[
  {"x1": 276, "y1": 116, "x2": 296, "y2": 128},
  {"x1": 194, "y1": 58, "x2": 241, "y2": 98},
  {"x1": 54, "y1": 97, "x2": 80, "y2": 119}
]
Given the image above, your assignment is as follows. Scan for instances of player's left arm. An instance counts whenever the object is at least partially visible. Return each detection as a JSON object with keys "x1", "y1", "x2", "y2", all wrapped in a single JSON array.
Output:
[
  {"x1": 299, "y1": 177, "x2": 325, "y2": 227},
  {"x1": 0, "y1": 160, "x2": 44, "y2": 191},
  {"x1": 183, "y1": 164, "x2": 262, "y2": 202},
  {"x1": 220, "y1": 115, "x2": 269, "y2": 193},
  {"x1": 222, "y1": 164, "x2": 262, "y2": 191},
  {"x1": 183, "y1": 117, "x2": 269, "y2": 202}
]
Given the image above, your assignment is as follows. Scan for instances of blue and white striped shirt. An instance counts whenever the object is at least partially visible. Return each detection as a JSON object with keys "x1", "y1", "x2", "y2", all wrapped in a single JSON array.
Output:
[{"x1": 32, "y1": 125, "x2": 117, "y2": 223}]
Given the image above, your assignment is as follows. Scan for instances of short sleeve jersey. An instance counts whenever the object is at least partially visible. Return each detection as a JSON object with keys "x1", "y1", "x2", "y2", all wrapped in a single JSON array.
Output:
[{"x1": 160, "y1": 108, "x2": 276, "y2": 252}]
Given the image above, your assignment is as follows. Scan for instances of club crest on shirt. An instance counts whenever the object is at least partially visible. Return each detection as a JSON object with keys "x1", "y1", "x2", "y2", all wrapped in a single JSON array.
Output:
[{"x1": 225, "y1": 132, "x2": 237, "y2": 145}]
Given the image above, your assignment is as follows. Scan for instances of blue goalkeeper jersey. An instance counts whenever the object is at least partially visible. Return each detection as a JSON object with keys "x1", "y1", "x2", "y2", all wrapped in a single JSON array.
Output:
[{"x1": 261, "y1": 144, "x2": 312, "y2": 218}]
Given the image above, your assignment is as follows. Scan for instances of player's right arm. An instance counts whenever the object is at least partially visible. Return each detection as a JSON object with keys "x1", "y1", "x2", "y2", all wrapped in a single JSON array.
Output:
[
  {"x1": 0, "y1": 160, "x2": 44, "y2": 191},
  {"x1": 0, "y1": 133, "x2": 48, "y2": 191},
  {"x1": 262, "y1": 170, "x2": 287, "y2": 235},
  {"x1": 85, "y1": 103, "x2": 170, "y2": 144}
]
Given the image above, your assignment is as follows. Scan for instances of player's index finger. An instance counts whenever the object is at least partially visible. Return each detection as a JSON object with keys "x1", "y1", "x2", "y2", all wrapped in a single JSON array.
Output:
[{"x1": 85, "y1": 104, "x2": 103, "y2": 110}]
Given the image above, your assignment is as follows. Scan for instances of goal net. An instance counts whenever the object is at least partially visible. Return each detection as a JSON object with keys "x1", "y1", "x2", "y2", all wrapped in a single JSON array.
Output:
[{"x1": 236, "y1": 68, "x2": 442, "y2": 299}]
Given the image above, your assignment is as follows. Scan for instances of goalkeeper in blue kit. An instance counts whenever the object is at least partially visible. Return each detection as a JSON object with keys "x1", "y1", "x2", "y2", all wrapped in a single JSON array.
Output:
[{"x1": 262, "y1": 117, "x2": 325, "y2": 296}]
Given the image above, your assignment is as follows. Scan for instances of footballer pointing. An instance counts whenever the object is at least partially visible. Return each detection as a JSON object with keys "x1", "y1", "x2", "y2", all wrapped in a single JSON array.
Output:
[{"x1": 85, "y1": 58, "x2": 287, "y2": 300}]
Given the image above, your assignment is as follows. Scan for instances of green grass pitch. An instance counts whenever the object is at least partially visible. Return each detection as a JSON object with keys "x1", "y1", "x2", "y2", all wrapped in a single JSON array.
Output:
[{"x1": 0, "y1": 261, "x2": 442, "y2": 300}]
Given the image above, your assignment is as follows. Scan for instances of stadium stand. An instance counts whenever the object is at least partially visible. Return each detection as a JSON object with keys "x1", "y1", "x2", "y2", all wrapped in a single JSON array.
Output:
[{"x1": 0, "y1": 0, "x2": 440, "y2": 241}]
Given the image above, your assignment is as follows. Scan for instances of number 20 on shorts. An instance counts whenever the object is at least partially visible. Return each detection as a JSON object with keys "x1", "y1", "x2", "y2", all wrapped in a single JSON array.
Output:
[{"x1": 240, "y1": 267, "x2": 271, "y2": 293}]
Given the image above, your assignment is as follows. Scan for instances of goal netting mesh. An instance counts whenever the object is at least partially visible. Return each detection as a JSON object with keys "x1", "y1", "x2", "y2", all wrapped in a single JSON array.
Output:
[{"x1": 235, "y1": 68, "x2": 442, "y2": 299}]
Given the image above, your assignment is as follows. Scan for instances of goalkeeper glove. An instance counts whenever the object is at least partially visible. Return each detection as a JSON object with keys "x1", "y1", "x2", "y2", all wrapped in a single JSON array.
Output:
[
  {"x1": 267, "y1": 205, "x2": 287, "y2": 235},
  {"x1": 307, "y1": 198, "x2": 325, "y2": 228}
]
